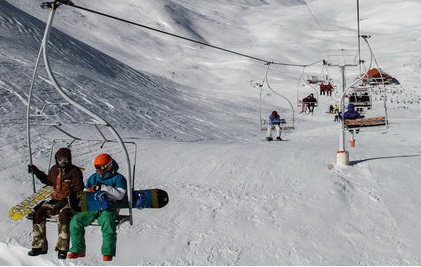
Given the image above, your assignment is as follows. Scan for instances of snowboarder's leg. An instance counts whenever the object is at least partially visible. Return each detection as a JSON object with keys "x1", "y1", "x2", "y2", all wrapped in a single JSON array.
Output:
[
  {"x1": 69, "y1": 211, "x2": 99, "y2": 254},
  {"x1": 97, "y1": 210, "x2": 118, "y2": 257},
  {"x1": 29, "y1": 203, "x2": 54, "y2": 255},
  {"x1": 267, "y1": 125, "x2": 272, "y2": 138},
  {"x1": 31, "y1": 221, "x2": 48, "y2": 252},
  {"x1": 275, "y1": 125, "x2": 281, "y2": 139},
  {"x1": 266, "y1": 125, "x2": 273, "y2": 141},
  {"x1": 56, "y1": 206, "x2": 73, "y2": 252}
]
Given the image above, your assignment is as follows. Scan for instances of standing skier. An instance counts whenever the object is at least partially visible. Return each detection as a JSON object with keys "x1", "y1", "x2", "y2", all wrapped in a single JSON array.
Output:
[{"x1": 27, "y1": 147, "x2": 84, "y2": 259}]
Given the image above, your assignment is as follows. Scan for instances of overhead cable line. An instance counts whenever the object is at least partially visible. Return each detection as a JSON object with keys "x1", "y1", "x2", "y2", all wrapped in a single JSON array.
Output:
[
  {"x1": 299, "y1": 0, "x2": 330, "y2": 40},
  {"x1": 54, "y1": 0, "x2": 320, "y2": 68}
]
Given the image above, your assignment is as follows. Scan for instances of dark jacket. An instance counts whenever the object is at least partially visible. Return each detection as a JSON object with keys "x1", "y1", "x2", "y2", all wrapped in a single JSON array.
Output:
[
  {"x1": 269, "y1": 113, "x2": 281, "y2": 125},
  {"x1": 37, "y1": 148, "x2": 84, "y2": 201},
  {"x1": 343, "y1": 103, "x2": 364, "y2": 120},
  {"x1": 307, "y1": 95, "x2": 317, "y2": 105}
]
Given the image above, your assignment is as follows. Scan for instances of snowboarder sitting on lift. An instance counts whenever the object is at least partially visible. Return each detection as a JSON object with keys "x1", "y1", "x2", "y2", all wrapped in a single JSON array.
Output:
[
  {"x1": 27, "y1": 147, "x2": 84, "y2": 259},
  {"x1": 342, "y1": 103, "x2": 365, "y2": 120},
  {"x1": 266, "y1": 110, "x2": 282, "y2": 141},
  {"x1": 68, "y1": 153, "x2": 127, "y2": 262}
]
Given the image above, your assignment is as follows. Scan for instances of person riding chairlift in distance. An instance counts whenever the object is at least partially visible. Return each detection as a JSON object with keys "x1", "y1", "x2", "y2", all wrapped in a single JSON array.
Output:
[
  {"x1": 307, "y1": 93, "x2": 317, "y2": 114},
  {"x1": 319, "y1": 82, "x2": 326, "y2": 95},
  {"x1": 325, "y1": 82, "x2": 333, "y2": 96},
  {"x1": 341, "y1": 103, "x2": 365, "y2": 120},
  {"x1": 266, "y1": 110, "x2": 282, "y2": 141}
]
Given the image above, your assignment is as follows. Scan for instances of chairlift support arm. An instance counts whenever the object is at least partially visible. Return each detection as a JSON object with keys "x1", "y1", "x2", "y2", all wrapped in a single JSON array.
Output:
[
  {"x1": 27, "y1": 1, "x2": 134, "y2": 224},
  {"x1": 261, "y1": 63, "x2": 295, "y2": 129}
]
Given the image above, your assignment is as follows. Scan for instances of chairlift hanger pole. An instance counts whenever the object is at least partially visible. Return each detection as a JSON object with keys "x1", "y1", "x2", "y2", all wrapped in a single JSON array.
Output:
[
  {"x1": 361, "y1": 35, "x2": 389, "y2": 127},
  {"x1": 295, "y1": 67, "x2": 319, "y2": 108},
  {"x1": 27, "y1": 29, "x2": 45, "y2": 193},
  {"x1": 28, "y1": 1, "x2": 133, "y2": 223},
  {"x1": 357, "y1": 0, "x2": 362, "y2": 74},
  {"x1": 263, "y1": 63, "x2": 295, "y2": 129}
]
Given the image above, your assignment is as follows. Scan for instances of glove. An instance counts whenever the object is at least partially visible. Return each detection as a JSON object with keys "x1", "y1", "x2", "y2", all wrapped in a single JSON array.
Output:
[
  {"x1": 93, "y1": 191, "x2": 110, "y2": 210},
  {"x1": 28, "y1": 164, "x2": 42, "y2": 177},
  {"x1": 69, "y1": 191, "x2": 81, "y2": 212},
  {"x1": 94, "y1": 182, "x2": 103, "y2": 191}
]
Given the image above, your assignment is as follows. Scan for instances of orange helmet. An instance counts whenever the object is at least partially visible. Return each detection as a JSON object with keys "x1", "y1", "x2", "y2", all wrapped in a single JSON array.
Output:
[{"x1": 94, "y1": 154, "x2": 113, "y2": 170}]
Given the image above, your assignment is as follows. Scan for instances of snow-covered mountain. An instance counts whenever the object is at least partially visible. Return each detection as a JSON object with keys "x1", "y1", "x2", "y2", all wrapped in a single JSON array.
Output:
[{"x1": 1, "y1": 0, "x2": 421, "y2": 265}]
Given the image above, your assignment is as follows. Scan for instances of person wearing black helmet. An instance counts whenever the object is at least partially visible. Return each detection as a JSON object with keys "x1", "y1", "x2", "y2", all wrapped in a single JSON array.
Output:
[{"x1": 27, "y1": 147, "x2": 84, "y2": 259}]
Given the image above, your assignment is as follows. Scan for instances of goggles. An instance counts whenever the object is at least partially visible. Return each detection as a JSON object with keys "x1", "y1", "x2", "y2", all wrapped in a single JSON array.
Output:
[
  {"x1": 57, "y1": 156, "x2": 69, "y2": 164},
  {"x1": 95, "y1": 161, "x2": 113, "y2": 171}
]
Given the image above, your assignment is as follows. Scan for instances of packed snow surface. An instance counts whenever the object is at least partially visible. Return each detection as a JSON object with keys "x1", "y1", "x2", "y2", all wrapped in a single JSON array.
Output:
[{"x1": 1, "y1": 0, "x2": 421, "y2": 265}]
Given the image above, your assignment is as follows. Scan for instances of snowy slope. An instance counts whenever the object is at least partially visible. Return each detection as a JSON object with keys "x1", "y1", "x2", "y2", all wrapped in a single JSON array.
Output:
[{"x1": 1, "y1": 0, "x2": 421, "y2": 265}]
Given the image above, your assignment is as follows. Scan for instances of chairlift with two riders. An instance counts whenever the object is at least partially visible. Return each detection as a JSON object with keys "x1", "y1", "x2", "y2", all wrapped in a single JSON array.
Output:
[{"x1": 26, "y1": 1, "x2": 137, "y2": 226}]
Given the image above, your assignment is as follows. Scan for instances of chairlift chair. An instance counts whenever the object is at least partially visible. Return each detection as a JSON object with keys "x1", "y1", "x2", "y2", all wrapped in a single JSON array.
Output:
[
  {"x1": 257, "y1": 63, "x2": 295, "y2": 132},
  {"x1": 260, "y1": 91, "x2": 295, "y2": 131},
  {"x1": 261, "y1": 116, "x2": 295, "y2": 132},
  {"x1": 340, "y1": 36, "x2": 390, "y2": 132},
  {"x1": 343, "y1": 87, "x2": 388, "y2": 130},
  {"x1": 347, "y1": 86, "x2": 373, "y2": 113},
  {"x1": 26, "y1": 138, "x2": 137, "y2": 226},
  {"x1": 26, "y1": 1, "x2": 136, "y2": 226},
  {"x1": 296, "y1": 84, "x2": 319, "y2": 108},
  {"x1": 344, "y1": 116, "x2": 387, "y2": 129}
]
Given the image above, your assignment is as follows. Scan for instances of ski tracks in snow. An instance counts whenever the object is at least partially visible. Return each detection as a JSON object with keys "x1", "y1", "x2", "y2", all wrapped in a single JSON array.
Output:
[
  {"x1": 330, "y1": 153, "x2": 411, "y2": 265},
  {"x1": 125, "y1": 142, "x2": 297, "y2": 265}
]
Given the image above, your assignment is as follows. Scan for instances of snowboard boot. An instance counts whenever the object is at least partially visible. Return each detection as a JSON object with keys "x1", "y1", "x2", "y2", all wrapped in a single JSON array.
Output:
[
  {"x1": 266, "y1": 137, "x2": 273, "y2": 141},
  {"x1": 276, "y1": 136, "x2": 282, "y2": 141},
  {"x1": 103, "y1": 255, "x2": 113, "y2": 261},
  {"x1": 67, "y1": 252, "x2": 85, "y2": 259},
  {"x1": 28, "y1": 248, "x2": 47, "y2": 256},
  {"x1": 58, "y1": 250, "x2": 67, "y2": 259}
]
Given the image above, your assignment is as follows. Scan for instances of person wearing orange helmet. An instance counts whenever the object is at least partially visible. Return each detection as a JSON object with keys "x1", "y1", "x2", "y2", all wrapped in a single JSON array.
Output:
[{"x1": 67, "y1": 153, "x2": 127, "y2": 262}]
